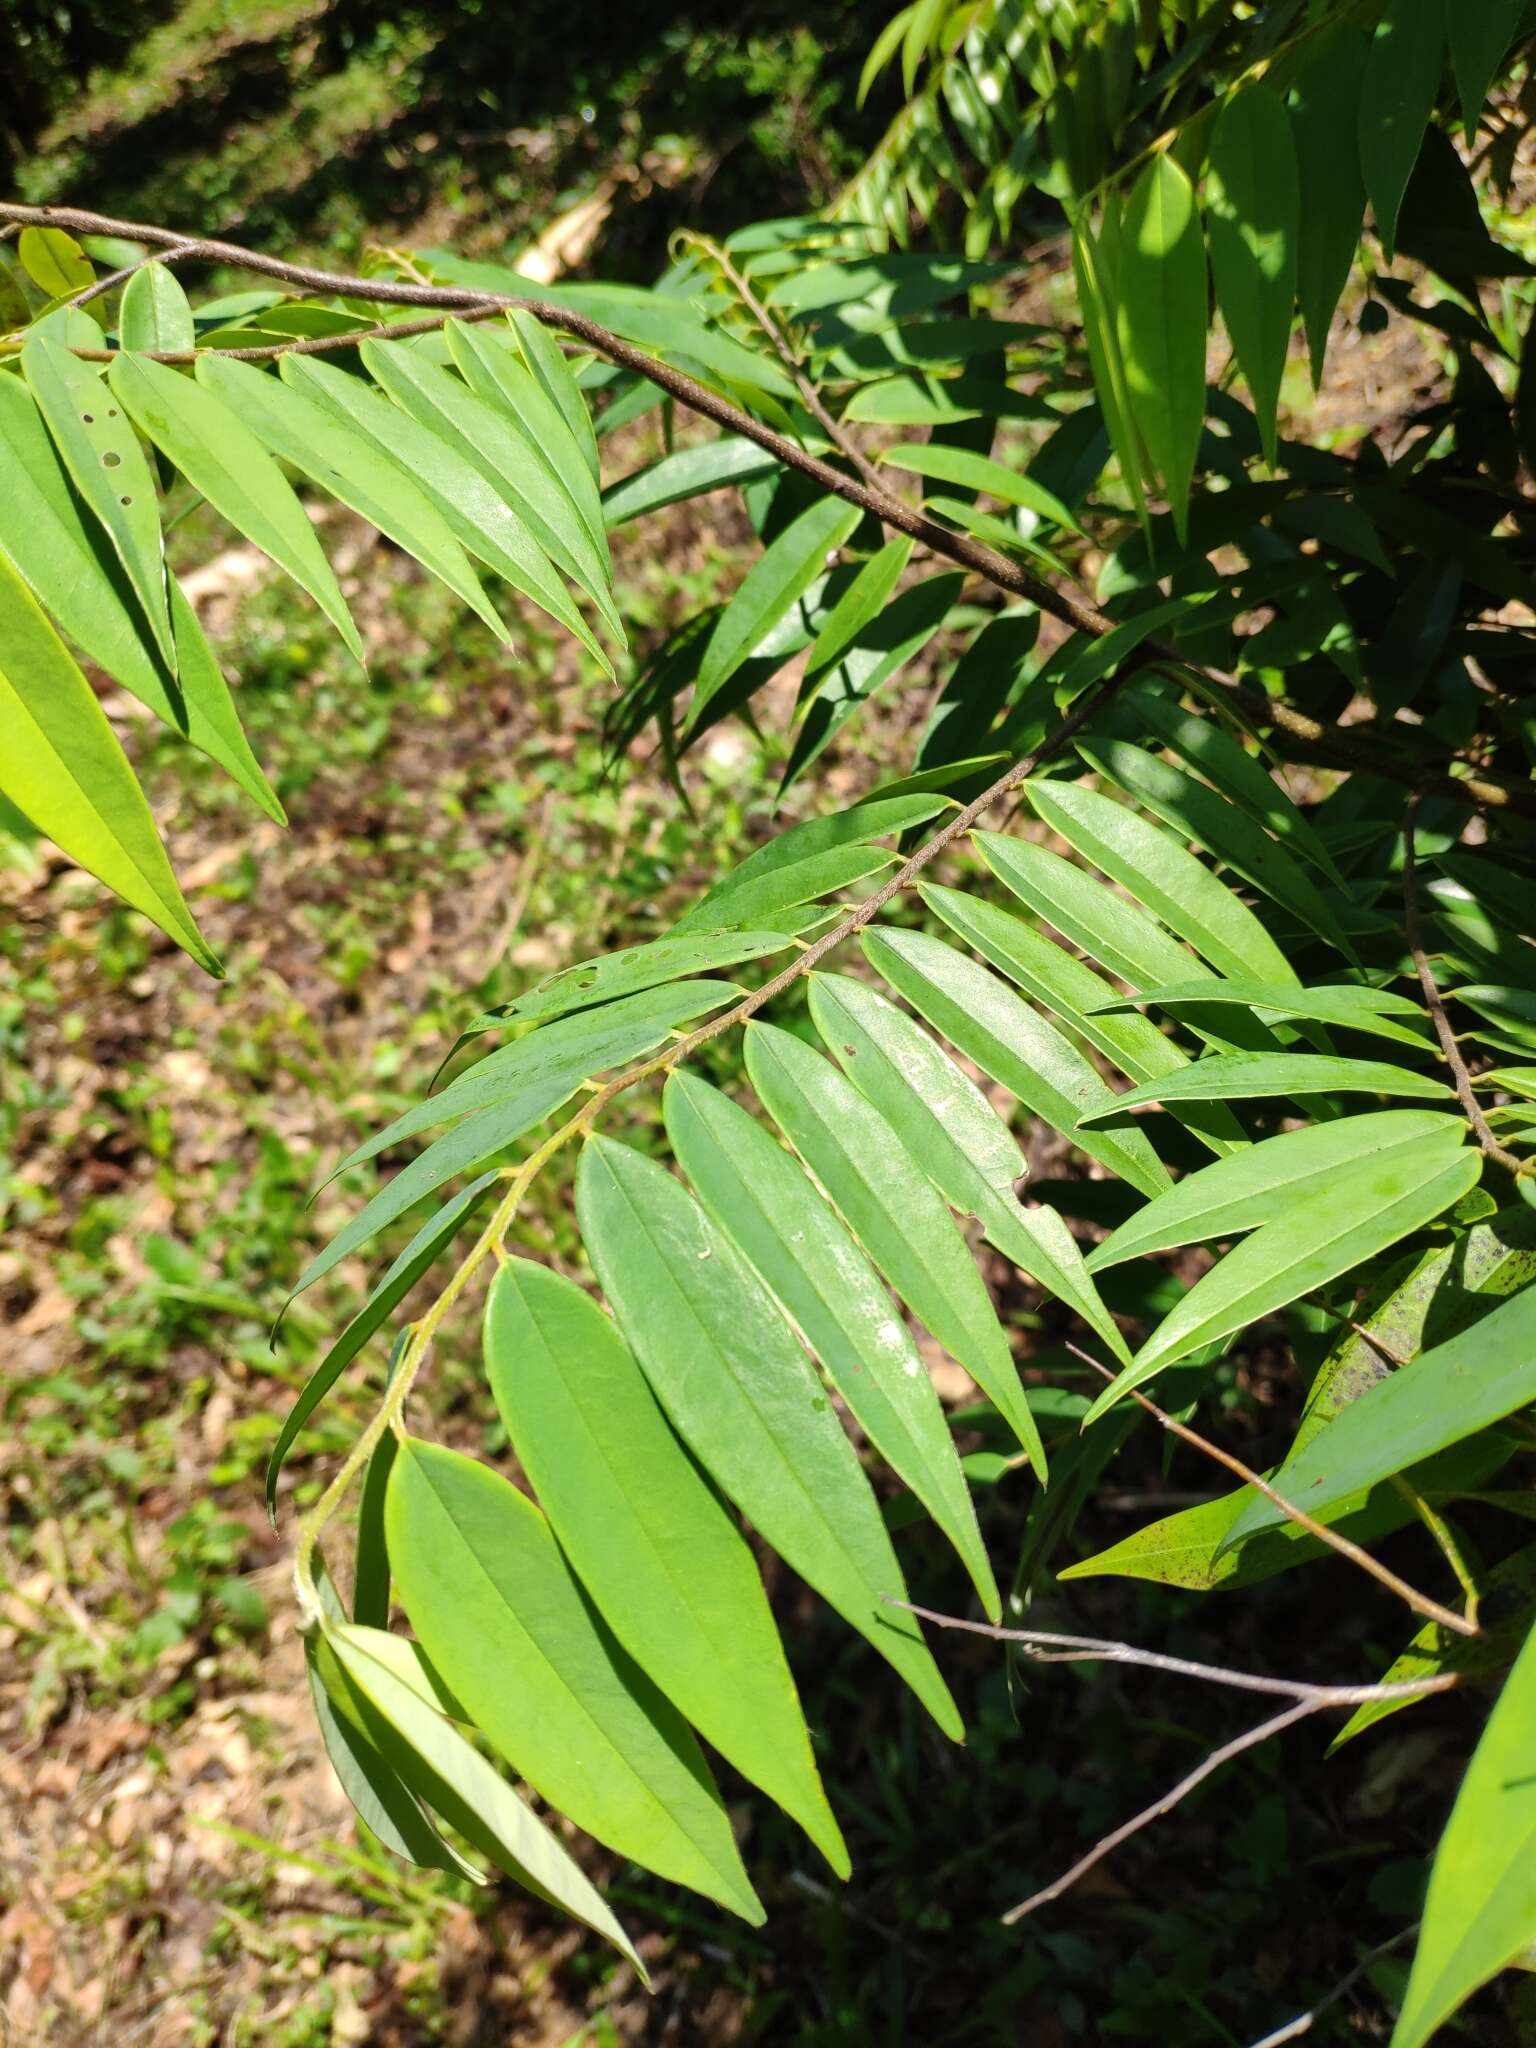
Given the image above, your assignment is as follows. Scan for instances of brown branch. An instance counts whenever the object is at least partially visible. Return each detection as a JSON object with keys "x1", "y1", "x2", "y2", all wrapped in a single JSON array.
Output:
[
  {"x1": 56, "y1": 298, "x2": 512, "y2": 362},
  {"x1": 1245, "y1": 1926, "x2": 1418, "y2": 2048},
  {"x1": 3, "y1": 200, "x2": 1534, "y2": 820},
  {"x1": 1063, "y1": 1342, "x2": 1479, "y2": 1637},
  {"x1": 1402, "y1": 794, "x2": 1524, "y2": 1173},
  {"x1": 62, "y1": 236, "x2": 202, "y2": 312}
]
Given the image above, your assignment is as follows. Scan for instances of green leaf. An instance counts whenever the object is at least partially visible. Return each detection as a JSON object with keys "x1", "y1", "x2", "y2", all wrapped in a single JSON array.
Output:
[
  {"x1": 470, "y1": 928, "x2": 792, "y2": 1037},
  {"x1": 1077, "y1": 735, "x2": 1359, "y2": 959},
  {"x1": 196, "y1": 356, "x2": 510, "y2": 648},
  {"x1": 0, "y1": 551, "x2": 217, "y2": 973},
  {"x1": 1359, "y1": 0, "x2": 1446, "y2": 263},
  {"x1": 672, "y1": 792, "x2": 943, "y2": 933},
  {"x1": 118, "y1": 264, "x2": 195, "y2": 354},
  {"x1": 327, "y1": 1623, "x2": 646, "y2": 1973},
  {"x1": 1448, "y1": 0, "x2": 1527, "y2": 140},
  {"x1": 386, "y1": 1439, "x2": 763, "y2": 1922},
  {"x1": 867, "y1": 928, "x2": 1173, "y2": 1198},
  {"x1": 1115, "y1": 155, "x2": 1207, "y2": 541},
  {"x1": 1291, "y1": 21, "x2": 1371, "y2": 383},
  {"x1": 507, "y1": 308, "x2": 601, "y2": 486},
  {"x1": 1089, "y1": 1145, "x2": 1480, "y2": 1415},
  {"x1": 265, "y1": 1172, "x2": 497, "y2": 1514},
  {"x1": 502, "y1": 276, "x2": 799, "y2": 401},
  {"x1": 17, "y1": 226, "x2": 92, "y2": 297},
  {"x1": 601, "y1": 437, "x2": 781, "y2": 526},
  {"x1": 1096, "y1": 976, "x2": 1430, "y2": 1050},
  {"x1": 664, "y1": 1070, "x2": 998, "y2": 1614},
  {"x1": 1086, "y1": 1111, "x2": 1466, "y2": 1271},
  {"x1": 1207, "y1": 83, "x2": 1298, "y2": 465},
  {"x1": 1391, "y1": 1617, "x2": 1536, "y2": 2046},
  {"x1": 21, "y1": 331, "x2": 177, "y2": 673},
  {"x1": 356, "y1": 339, "x2": 614, "y2": 666},
  {"x1": 878, "y1": 443, "x2": 1082, "y2": 533},
  {"x1": 809, "y1": 967, "x2": 1127, "y2": 1376},
  {"x1": 109, "y1": 352, "x2": 365, "y2": 665},
  {"x1": 577, "y1": 1135, "x2": 962, "y2": 1741},
  {"x1": 800, "y1": 536, "x2": 914, "y2": 682},
  {"x1": 690, "y1": 496, "x2": 862, "y2": 726},
  {"x1": 0, "y1": 375, "x2": 279, "y2": 818},
  {"x1": 352, "y1": 1423, "x2": 397, "y2": 1630},
  {"x1": 484, "y1": 1258, "x2": 847, "y2": 1874},
  {"x1": 1021, "y1": 779, "x2": 1301, "y2": 987},
  {"x1": 1229, "y1": 1281, "x2": 1536, "y2": 1545},
  {"x1": 745, "y1": 1013, "x2": 1052, "y2": 1463},
  {"x1": 919, "y1": 881, "x2": 1248, "y2": 1156},
  {"x1": 1076, "y1": 1052, "x2": 1454, "y2": 1120},
  {"x1": 292, "y1": 981, "x2": 741, "y2": 1297},
  {"x1": 1071, "y1": 201, "x2": 1148, "y2": 523}
]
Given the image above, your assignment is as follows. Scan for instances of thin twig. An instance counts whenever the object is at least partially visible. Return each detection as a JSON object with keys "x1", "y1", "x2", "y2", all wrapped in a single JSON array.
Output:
[
  {"x1": 59, "y1": 237, "x2": 202, "y2": 313},
  {"x1": 1245, "y1": 1925, "x2": 1418, "y2": 2048},
  {"x1": 1402, "y1": 794, "x2": 1525, "y2": 1172},
  {"x1": 1, "y1": 200, "x2": 1531, "y2": 819},
  {"x1": 1063, "y1": 1342, "x2": 1479, "y2": 1637}
]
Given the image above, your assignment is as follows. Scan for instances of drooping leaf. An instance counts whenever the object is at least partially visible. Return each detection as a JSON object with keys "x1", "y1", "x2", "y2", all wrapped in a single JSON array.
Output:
[
  {"x1": 1075, "y1": 1051, "x2": 1454, "y2": 1120},
  {"x1": 1206, "y1": 83, "x2": 1298, "y2": 465},
  {"x1": 352, "y1": 1419, "x2": 397, "y2": 1630},
  {"x1": 506, "y1": 307, "x2": 601, "y2": 486},
  {"x1": 690, "y1": 496, "x2": 862, "y2": 726},
  {"x1": 664, "y1": 1069, "x2": 999, "y2": 1614},
  {"x1": 1291, "y1": 21, "x2": 1370, "y2": 383},
  {"x1": 387, "y1": 1439, "x2": 763, "y2": 1921},
  {"x1": 1359, "y1": 0, "x2": 1446, "y2": 263},
  {"x1": 1228, "y1": 1281, "x2": 1536, "y2": 1544},
  {"x1": 672, "y1": 792, "x2": 943, "y2": 932},
  {"x1": 1447, "y1": 0, "x2": 1528, "y2": 140},
  {"x1": 21, "y1": 331, "x2": 177, "y2": 673},
  {"x1": 601, "y1": 437, "x2": 781, "y2": 526},
  {"x1": 576, "y1": 1136, "x2": 963, "y2": 1740},
  {"x1": 866, "y1": 928, "x2": 1173, "y2": 1196},
  {"x1": 1115, "y1": 155, "x2": 1207, "y2": 541},
  {"x1": 0, "y1": 374, "x2": 279, "y2": 817},
  {"x1": 109, "y1": 351, "x2": 365, "y2": 664},
  {"x1": 1072, "y1": 199, "x2": 1148, "y2": 522},
  {"x1": 0, "y1": 551, "x2": 217, "y2": 972},
  {"x1": 118, "y1": 263, "x2": 196, "y2": 355},
  {"x1": 327, "y1": 1623, "x2": 646, "y2": 1973}
]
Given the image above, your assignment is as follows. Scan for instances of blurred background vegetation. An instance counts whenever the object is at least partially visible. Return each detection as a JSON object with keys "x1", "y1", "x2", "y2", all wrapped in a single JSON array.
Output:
[{"x1": 1, "y1": 5, "x2": 1528, "y2": 2044}]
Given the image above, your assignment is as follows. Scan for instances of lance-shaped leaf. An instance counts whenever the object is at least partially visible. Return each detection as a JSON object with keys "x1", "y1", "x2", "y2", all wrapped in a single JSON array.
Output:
[
  {"x1": 21, "y1": 331, "x2": 176, "y2": 673},
  {"x1": 484, "y1": 1259, "x2": 847, "y2": 1874},
  {"x1": 799, "y1": 535, "x2": 914, "y2": 685},
  {"x1": 664, "y1": 1069, "x2": 999, "y2": 1614},
  {"x1": 327, "y1": 1623, "x2": 646, "y2": 1974},
  {"x1": 1207, "y1": 83, "x2": 1298, "y2": 465},
  {"x1": 1448, "y1": 0, "x2": 1527, "y2": 140},
  {"x1": 1228, "y1": 1281, "x2": 1536, "y2": 1547},
  {"x1": 1072, "y1": 200, "x2": 1147, "y2": 523},
  {"x1": 1291, "y1": 20, "x2": 1370, "y2": 384},
  {"x1": 1076, "y1": 1052, "x2": 1454, "y2": 1121},
  {"x1": 266, "y1": 1171, "x2": 498, "y2": 1514},
  {"x1": 690, "y1": 496, "x2": 862, "y2": 726},
  {"x1": 877, "y1": 443, "x2": 1082, "y2": 533},
  {"x1": 357, "y1": 341, "x2": 612, "y2": 664},
  {"x1": 1359, "y1": 0, "x2": 1446, "y2": 262},
  {"x1": 0, "y1": 374, "x2": 278, "y2": 817},
  {"x1": 291, "y1": 980, "x2": 742, "y2": 1298},
  {"x1": 386, "y1": 1439, "x2": 763, "y2": 1922},
  {"x1": 672, "y1": 792, "x2": 943, "y2": 933},
  {"x1": 1075, "y1": 737, "x2": 1358, "y2": 960},
  {"x1": 1085, "y1": 1145, "x2": 1481, "y2": 1416},
  {"x1": 1391, "y1": 1617, "x2": 1536, "y2": 2048},
  {"x1": 1095, "y1": 976, "x2": 1429, "y2": 1049},
  {"x1": 1115, "y1": 156, "x2": 1206, "y2": 541},
  {"x1": 195, "y1": 355, "x2": 510, "y2": 646},
  {"x1": 577, "y1": 1136, "x2": 962, "y2": 1741},
  {"x1": 1086, "y1": 1111, "x2": 1466, "y2": 1271},
  {"x1": 745, "y1": 1016, "x2": 1049, "y2": 1459},
  {"x1": 921, "y1": 883, "x2": 1248, "y2": 1155},
  {"x1": 0, "y1": 552, "x2": 217, "y2": 972},
  {"x1": 119, "y1": 262, "x2": 195, "y2": 354},
  {"x1": 463, "y1": 928, "x2": 792, "y2": 1042},
  {"x1": 809, "y1": 966, "x2": 1126, "y2": 1381},
  {"x1": 866, "y1": 929, "x2": 1172, "y2": 1197},
  {"x1": 109, "y1": 352, "x2": 364, "y2": 664},
  {"x1": 507, "y1": 308, "x2": 601, "y2": 485},
  {"x1": 1022, "y1": 779, "x2": 1301, "y2": 988},
  {"x1": 602, "y1": 437, "x2": 781, "y2": 525}
]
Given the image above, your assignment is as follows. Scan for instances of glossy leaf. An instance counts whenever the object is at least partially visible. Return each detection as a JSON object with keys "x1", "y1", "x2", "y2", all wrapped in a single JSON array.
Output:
[
  {"x1": 469, "y1": 928, "x2": 792, "y2": 1038},
  {"x1": 867, "y1": 928, "x2": 1173, "y2": 1197},
  {"x1": 578, "y1": 1135, "x2": 962, "y2": 1739},
  {"x1": 109, "y1": 351, "x2": 365, "y2": 664},
  {"x1": 507, "y1": 308, "x2": 601, "y2": 485},
  {"x1": 1087, "y1": 1145, "x2": 1480, "y2": 1414},
  {"x1": 485, "y1": 1258, "x2": 847, "y2": 1873},
  {"x1": 1071, "y1": 200, "x2": 1147, "y2": 523},
  {"x1": 22, "y1": 331, "x2": 177, "y2": 673},
  {"x1": 800, "y1": 536, "x2": 914, "y2": 683},
  {"x1": 328, "y1": 1623, "x2": 646, "y2": 1973},
  {"x1": 664, "y1": 1069, "x2": 999, "y2": 1613},
  {"x1": 602, "y1": 437, "x2": 780, "y2": 525},
  {"x1": 0, "y1": 551, "x2": 217, "y2": 972},
  {"x1": 1076, "y1": 1051, "x2": 1453, "y2": 1120},
  {"x1": 1095, "y1": 976, "x2": 1429, "y2": 1049},
  {"x1": 1206, "y1": 83, "x2": 1298, "y2": 465},
  {"x1": 118, "y1": 263, "x2": 196, "y2": 354},
  {"x1": 878, "y1": 442, "x2": 1082, "y2": 533},
  {"x1": 387, "y1": 1439, "x2": 762, "y2": 1921},
  {"x1": 672, "y1": 792, "x2": 942, "y2": 933},
  {"x1": 1359, "y1": 0, "x2": 1446, "y2": 262},
  {"x1": 17, "y1": 226, "x2": 92, "y2": 297},
  {"x1": 1115, "y1": 155, "x2": 1206, "y2": 540},
  {"x1": 1291, "y1": 21, "x2": 1370, "y2": 383}
]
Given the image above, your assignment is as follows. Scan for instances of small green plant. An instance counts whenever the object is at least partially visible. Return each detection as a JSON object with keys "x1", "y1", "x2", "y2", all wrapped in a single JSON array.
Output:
[{"x1": 5, "y1": 3, "x2": 1536, "y2": 2039}]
